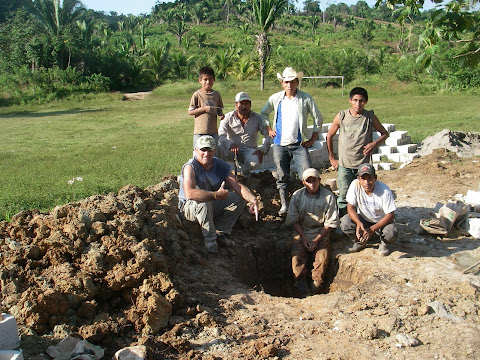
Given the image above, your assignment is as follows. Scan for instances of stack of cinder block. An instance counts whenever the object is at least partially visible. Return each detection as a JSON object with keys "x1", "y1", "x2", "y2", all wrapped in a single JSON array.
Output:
[
  {"x1": 0, "y1": 314, "x2": 23, "y2": 360},
  {"x1": 255, "y1": 123, "x2": 418, "y2": 173}
]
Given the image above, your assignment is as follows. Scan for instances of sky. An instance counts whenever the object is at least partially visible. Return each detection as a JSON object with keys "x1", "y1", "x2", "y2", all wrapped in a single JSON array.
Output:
[{"x1": 79, "y1": 0, "x2": 436, "y2": 15}]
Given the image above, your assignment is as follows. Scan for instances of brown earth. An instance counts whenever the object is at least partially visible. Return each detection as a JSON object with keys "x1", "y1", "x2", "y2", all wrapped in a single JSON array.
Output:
[{"x1": 1, "y1": 149, "x2": 480, "y2": 359}]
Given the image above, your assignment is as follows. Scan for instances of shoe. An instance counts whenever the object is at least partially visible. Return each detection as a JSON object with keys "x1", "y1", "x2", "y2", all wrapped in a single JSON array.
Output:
[
  {"x1": 311, "y1": 280, "x2": 323, "y2": 294},
  {"x1": 278, "y1": 189, "x2": 289, "y2": 216},
  {"x1": 378, "y1": 241, "x2": 390, "y2": 256},
  {"x1": 206, "y1": 243, "x2": 218, "y2": 254},
  {"x1": 217, "y1": 233, "x2": 235, "y2": 248},
  {"x1": 294, "y1": 279, "x2": 310, "y2": 298},
  {"x1": 348, "y1": 242, "x2": 366, "y2": 253}
]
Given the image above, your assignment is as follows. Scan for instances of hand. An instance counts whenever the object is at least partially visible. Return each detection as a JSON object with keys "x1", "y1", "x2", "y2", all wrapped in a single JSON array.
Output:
[
  {"x1": 249, "y1": 199, "x2": 259, "y2": 221},
  {"x1": 230, "y1": 144, "x2": 239, "y2": 155},
  {"x1": 302, "y1": 139, "x2": 314, "y2": 148},
  {"x1": 204, "y1": 105, "x2": 216, "y2": 114},
  {"x1": 216, "y1": 181, "x2": 228, "y2": 200},
  {"x1": 219, "y1": 114, "x2": 225, "y2": 120},
  {"x1": 267, "y1": 126, "x2": 276, "y2": 138},
  {"x1": 329, "y1": 158, "x2": 339, "y2": 170},
  {"x1": 363, "y1": 142, "x2": 375, "y2": 156},
  {"x1": 253, "y1": 150, "x2": 264, "y2": 164}
]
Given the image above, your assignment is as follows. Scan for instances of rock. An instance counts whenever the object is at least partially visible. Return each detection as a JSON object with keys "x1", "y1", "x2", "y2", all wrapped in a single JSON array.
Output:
[
  {"x1": 114, "y1": 345, "x2": 147, "y2": 360},
  {"x1": 395, "y1": 333, "x2": 420, "y2": 347}
]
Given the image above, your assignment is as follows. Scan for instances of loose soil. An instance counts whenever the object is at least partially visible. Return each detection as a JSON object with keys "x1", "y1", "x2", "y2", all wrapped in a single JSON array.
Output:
[{"x1": 1, "y1": 149, "x2": 480, "y2": 360}]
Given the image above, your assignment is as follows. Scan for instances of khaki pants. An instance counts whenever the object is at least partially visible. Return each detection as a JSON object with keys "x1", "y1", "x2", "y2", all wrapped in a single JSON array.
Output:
[
  {"x1": 182, "y1": 192, "x2": 245, "y2": 248},
  {"x1": 291, "y1": 234, "x2": 330, "y2": 285}
]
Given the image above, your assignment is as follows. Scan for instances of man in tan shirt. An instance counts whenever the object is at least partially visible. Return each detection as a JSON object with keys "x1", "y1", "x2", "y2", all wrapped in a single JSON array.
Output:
[{"x1": 285, "y1": 168, "x2": 338, "y2": 297}]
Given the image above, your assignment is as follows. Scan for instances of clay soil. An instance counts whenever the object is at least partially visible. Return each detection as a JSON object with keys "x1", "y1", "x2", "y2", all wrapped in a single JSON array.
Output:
[{"x1": 1, "y1": 149, "x2": 480, "y2": 360}]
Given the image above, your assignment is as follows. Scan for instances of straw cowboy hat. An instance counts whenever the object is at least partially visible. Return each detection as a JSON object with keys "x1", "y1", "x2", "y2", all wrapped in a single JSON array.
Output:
[{"x1": 276, "y1": 67, "x2": 304, "y2": 82}]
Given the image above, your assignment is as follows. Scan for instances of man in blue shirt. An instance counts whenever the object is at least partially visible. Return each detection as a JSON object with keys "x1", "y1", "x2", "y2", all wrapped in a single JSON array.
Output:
[{"x1": 178, "y1": 136, "x2": 259, "y2": 253}]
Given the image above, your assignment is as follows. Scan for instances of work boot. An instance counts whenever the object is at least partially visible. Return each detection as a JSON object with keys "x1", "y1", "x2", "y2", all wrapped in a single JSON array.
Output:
[
  {"x1": 348, "y1": 242, "x2": 366, "y2": 253},
  {"x1": 278, "y1": 189, "x2": 289, "y2": 216},
  {"x1": 311, "y1": 280, "x2": 324, "y2": 294},
  {"x1": 378, "y1": 241, "x2": 390, "y2": 256},
  {"x1": 293, "y1": 279, "x2": 310, "y2": 298},
  {"x1": 206, "y1": 243, "x2": 219, "y2": 254},
  {"x1": 216, "y1": 233, "x2": 235, "y2": 248}
]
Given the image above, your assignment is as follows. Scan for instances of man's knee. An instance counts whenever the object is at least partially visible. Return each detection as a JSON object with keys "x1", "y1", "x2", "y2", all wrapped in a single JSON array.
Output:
[{"x1": 381, "y1": 223, "x2": 397, "y2": 243}]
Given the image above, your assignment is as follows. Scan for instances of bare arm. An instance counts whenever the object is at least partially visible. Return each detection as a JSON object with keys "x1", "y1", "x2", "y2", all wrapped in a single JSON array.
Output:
[
  {"x1": 225, "y1": 173, "x2": 259, "y2": 217},
  {"x1": 183, "y1": 164, "x2": 217, "y2": 202},
  {"x1": 188, "y1": 106, "x2": 214, "y2": 116},
  {"x1": 326, "y1": 115, "x2": 341, "y2": 169},
  {"x1": 302, "y1": 131, "x2": 319, "y2": 148},
  {"x1": 363, "y1": 115, "x2": 389, "y2": 155}
]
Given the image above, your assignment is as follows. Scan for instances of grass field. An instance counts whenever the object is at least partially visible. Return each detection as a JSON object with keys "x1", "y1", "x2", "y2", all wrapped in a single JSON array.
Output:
[{"x1": 0, "y1": 80, "x2": 479, "y2": 220}]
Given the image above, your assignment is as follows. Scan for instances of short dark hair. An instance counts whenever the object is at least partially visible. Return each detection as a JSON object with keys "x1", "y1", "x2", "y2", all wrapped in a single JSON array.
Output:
[
  {"x1": 199, "y1": 66, "x2": 215, "y2": 79},
  {"x1": 349, "y1": 87, "x2": 368, "y2": 101}
]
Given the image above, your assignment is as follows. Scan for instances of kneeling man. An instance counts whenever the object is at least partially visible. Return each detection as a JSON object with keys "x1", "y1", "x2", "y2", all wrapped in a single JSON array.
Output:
[
  {"x1": 285, "y1": 168, "x2": 338, "y2": 297},
  {"x1": 340, "y1": 163, "x2": 397, "y2": 256},
  {"x1": 218, "y1": 92, "x2": 271, "y2": 175},
  {"x1": 178, "y1": 135, "x2": 259, "y2": 254}
]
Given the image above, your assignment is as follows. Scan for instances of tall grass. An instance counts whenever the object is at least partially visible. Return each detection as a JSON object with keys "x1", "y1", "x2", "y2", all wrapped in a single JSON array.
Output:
[{"x1": 0, "y1": 80, "x2": 479, "y2": 220}]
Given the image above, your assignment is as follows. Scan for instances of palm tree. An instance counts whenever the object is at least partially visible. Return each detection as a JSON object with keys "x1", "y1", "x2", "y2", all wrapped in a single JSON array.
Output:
[
  {"x1": 167, "y1": 20, "x2": 189, "y2": 46},
  {"x1": 191, "y1": 3, "x2": 205, "y2": 25},
  {"x1": 145, "y1": 42, "x2": 170, "y2": 84},
  {"x1": 309, "y1": 15, "x2": 320, "y2": 34},
  {"x1": 231, "y1": 57, "x2": 257, "y2": 80},
  {"x1": 25, "y1": 0, "x2": 85, "y2": 37},
  {"x1": 251, "y1": 0, "x2": 288, "y2": 90}
]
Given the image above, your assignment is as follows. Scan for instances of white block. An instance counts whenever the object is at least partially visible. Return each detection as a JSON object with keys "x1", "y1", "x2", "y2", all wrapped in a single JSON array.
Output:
[
  {"x1": 396, "y1": 144, "x2": 417, "y2": 153},
  {"x1": 377, "y1": 162, "x2": 393, "y2": 170},
  {"x1": 389, "y1": 130, "x2": 408, "y2": 140},
  {"x1": 382, "y1": 123, "x2": 396, "y2": 132},
  {"x1": 0, "y1": 314, "x2": 20, "y2": 350},
  {"x1": 387, "y1": 153, "x2": 419, "y2": 163},
  {"x1": 377, "y1": 145, "x2": 396, "y2": 155},
  {"x1": 372, "y1": 154, "x2": 383, "y2": 162}
]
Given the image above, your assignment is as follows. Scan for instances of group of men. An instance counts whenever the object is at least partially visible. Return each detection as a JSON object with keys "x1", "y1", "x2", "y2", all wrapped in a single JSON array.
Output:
[{"x1": 179, "y1": 66, "x2": 398, "y2": 297}]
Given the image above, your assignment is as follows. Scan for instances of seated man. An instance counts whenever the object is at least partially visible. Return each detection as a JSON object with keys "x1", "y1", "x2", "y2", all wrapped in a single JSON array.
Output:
[
  {"x1": 218, "y1": 92, "x2": 271, "y2": 175},
  {"x1": 285, "y1": 168, "x2": 338, "y2": 297},
  {"x1": 178, "y1": 135, "x2": 259, "y2": 254},
  {"x1": 340, "y1": 163, "x2": 398, "y2": 256}
]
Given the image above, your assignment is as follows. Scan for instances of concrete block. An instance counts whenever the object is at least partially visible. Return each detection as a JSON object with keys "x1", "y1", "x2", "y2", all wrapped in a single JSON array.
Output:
[
  {"x1": 0, "y1": 351, "x2": 23, "y2": 360},
  {"x1": 372, "y1": 154, "x2": 383, "y2": 162},
  {"x1": 377, "y1": 145, "x2": 396, "y2": 155},
  {"x1": 389, "y1": 130, "x2": 408, "y2": 139},
  {"x1": 321, "y1": 123, "x2": 333, "y2": 132},
  {"x1": 396, "y1": 144, "x2": 417, "y2": 153},
  {"x1": 382, "y1": 123, "x2": 396, "y2": 132},
  {"x1": 377, "y1": 162, "x2": 394, "y2": 170},
  {"x1": 0, "y1": 314, "x2": 20, "y2": 350},
  {"x1": 386, "y1": 153, "x2": 419, "y2": 163}
]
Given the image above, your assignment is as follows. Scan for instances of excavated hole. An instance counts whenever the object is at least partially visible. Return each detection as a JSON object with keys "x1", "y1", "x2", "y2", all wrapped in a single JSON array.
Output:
[{"x1": 233, "y1": 238, "x2": 345, "y2": 297}]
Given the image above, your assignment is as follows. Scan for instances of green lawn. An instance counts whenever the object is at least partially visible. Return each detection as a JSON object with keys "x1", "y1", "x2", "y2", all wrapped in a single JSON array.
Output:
[{"x1": 0, "y1": 80, "x2": 479, "y2": 220}]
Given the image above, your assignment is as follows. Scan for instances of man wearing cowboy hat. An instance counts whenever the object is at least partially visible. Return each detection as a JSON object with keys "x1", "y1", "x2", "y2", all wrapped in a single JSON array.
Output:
[
  {"x1": 217, "y1": 92, "x2": 271, "y2": 175},
  {"x1": 261, "y1": 67, "x2": 324, "y2": 216}
]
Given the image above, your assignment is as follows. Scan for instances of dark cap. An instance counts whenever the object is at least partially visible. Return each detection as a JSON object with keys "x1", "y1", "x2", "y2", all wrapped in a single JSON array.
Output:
[{"x1": 358, "y1": 163, "x2": 376, "y2": 176}]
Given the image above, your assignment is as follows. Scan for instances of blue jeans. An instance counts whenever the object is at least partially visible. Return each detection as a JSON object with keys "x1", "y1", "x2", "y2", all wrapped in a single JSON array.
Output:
[
  {"x1": 273, "y1": 143, "x2": 311, "y2": 190},
  {"x1": 337, "y1": 166, "x2": 358, "y2": 211}
]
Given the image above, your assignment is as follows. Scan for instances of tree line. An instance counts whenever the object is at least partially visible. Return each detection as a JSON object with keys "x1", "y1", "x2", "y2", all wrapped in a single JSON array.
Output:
[{"x1": 0, "y1": 0, "x2": 478, "y2": 106}]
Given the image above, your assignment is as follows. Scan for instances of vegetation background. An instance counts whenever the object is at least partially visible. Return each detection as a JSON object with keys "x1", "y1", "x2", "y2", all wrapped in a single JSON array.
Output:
[{"x1": 0, "y1": 0, "x2": 479, "y2": 220}]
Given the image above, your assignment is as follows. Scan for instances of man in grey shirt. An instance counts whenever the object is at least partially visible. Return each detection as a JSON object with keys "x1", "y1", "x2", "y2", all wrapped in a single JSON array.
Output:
[{"x1": 218, "y1": 92, "x2": 271, "y2": 175}]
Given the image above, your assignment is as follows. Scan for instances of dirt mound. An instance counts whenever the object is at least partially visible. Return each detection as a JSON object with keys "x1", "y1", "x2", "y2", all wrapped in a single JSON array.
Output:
[
  {"x1": 417, "y1": 129, "x2": 480, "y2": 158},
  {"x1": 1, "y1": 154, "x2": 480, "y2": 359}
]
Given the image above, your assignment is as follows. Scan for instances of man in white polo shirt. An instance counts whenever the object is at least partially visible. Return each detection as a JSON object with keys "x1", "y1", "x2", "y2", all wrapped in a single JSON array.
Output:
[{"x1": 261, "y1": 67, "x2": 323, "y2": 216}]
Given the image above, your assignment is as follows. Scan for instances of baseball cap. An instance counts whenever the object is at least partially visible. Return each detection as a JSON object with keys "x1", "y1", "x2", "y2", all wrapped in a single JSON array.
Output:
[
  {"x1": 235, "y1": 92, "x2": 251, "y2": 103},
  {"x1": 195, "y1": 135, "x2": 216, "y2": 151},
  {"x1": 302, "y1": 168, "x2": 320, "y2": 181},
  {"x1": 357, "y1": 163, "x2": 375, "y2": 176}
]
